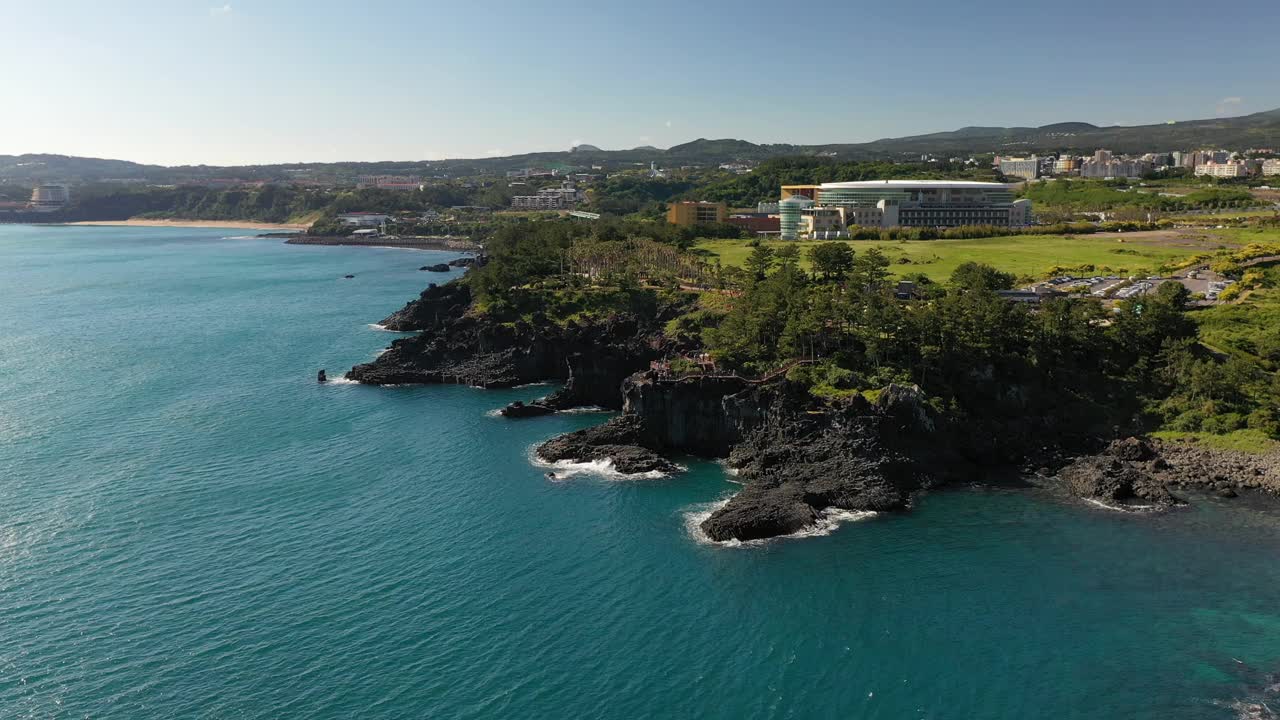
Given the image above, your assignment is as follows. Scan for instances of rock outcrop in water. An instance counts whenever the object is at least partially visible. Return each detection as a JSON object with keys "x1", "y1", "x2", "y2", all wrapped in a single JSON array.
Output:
[
  {"x1": 500, "y1": 400, "x2": 554, "y2": 418},
  {"x1": 1054, "y1": 438, "x2": 1184, "y2": 508},
  {"x1": 1053, "y1": 436, "x2": 1280, "y2": 508},
  {"x1": 536, "y1": 415, "x2": 681, "y2": 474}
]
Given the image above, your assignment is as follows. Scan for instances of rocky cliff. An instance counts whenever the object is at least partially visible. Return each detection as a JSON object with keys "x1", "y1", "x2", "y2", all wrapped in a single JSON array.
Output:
[
  {"x1": 358, "y1": 280, "x2": 1280, "y2": 544},
  {"x1": 535, "y1": 373, "x2": 964, "y2": 541},
  {"x1": 348, "y1": 280, "x2": 670, "y2": 405}
]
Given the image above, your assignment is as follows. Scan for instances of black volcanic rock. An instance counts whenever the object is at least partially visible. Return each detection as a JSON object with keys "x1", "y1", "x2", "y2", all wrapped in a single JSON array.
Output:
[
  {"x1": 701, "y1": 393, "x2": 938, "y2": 542},
  {"x1": 1051, "y1": 436, "x2": 1280, "y2": 508},
  {"x1": 376, "y1": 282, "x2": 472, "y2": 332},
  {"x1": 420, "y1": 263, "x2": 450, "y2": 272},
  {"x1": 702, "y1": 485, "x2": 818, "y2": 541},
  {"x1": 535, "y1": 415, "x2": 680, "y2": 475},
  {"x1": 500, "y1": 400, "x2": 554, "y2": 418},
  {"x1": 1054, "y1": 437, "x2": 1181, "y2": 507},
  {"x1": 351, "y1": 283, "x2": 682, "y2": 402}
]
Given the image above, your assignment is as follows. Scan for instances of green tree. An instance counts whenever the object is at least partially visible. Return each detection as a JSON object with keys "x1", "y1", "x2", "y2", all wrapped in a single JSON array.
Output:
[
  {"x1": 850, "y1": 247, "x2": 892, "y2": 292},
  {"x1": 744, "y1": 244, "x2": 777, "y2": 280},
  {"x1": 807, "y1": 242, "x2": 855, "y2": 282},
  {"x1": 949, "y1": 262, "x2": 1016, "y2": 292}
]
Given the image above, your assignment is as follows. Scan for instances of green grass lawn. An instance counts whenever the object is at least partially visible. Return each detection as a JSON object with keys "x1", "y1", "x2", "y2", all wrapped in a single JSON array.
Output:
[
  {"x1": 1192, "y1": 262, "x2": 1280, "y2": 370},
  {"x1": 1150, "y1": 429, "x2": 1280, "y2": 454},
  {"x1": 694, "y1": 232, "x2": 1246, "y2": 282}
]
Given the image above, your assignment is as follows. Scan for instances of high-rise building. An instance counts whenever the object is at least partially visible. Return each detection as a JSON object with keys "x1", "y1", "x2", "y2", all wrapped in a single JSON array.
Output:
[
  {"x1": 1053, "y1": 155, "x2": 1080, "y2": 175},
  {"x1": 28, "y1": 184, "x2": 70, "y2": 212},
  {"x1": 997, "y1": 156, "x2": 1039, "y2": 181},
  {"x1": 1080, "y1": 157, "x2": 1152, "y2": 178},
  {"x1": 1262, "y1": 159, "x2": 1280, "y2": 176}
]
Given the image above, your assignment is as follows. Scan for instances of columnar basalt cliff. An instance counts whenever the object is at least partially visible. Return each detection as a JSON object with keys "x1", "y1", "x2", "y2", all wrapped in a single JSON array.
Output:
[{"x1": 535, "y1": 373, "x2": 966, "y2": 541}]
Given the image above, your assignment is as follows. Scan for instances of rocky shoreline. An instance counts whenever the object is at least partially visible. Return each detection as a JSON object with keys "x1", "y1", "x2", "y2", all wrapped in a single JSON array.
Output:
[
  {"x1": 286, "y1": 235, "x2": 482, "y2": 252},
  {"x1": 349, "y1": 278, "x2": 1280, "y2": 542}
]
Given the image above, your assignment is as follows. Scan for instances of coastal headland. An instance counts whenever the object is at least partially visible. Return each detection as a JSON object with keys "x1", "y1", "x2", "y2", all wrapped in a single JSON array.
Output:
[{"x1": 346, "y1": 264, "x2": 1280, "y2": 542}]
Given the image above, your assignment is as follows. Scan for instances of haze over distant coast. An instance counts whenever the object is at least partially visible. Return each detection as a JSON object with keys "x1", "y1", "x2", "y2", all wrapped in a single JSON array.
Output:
[{"x1": 3, "y1": 106, "x2": 1278, "y2": 182}]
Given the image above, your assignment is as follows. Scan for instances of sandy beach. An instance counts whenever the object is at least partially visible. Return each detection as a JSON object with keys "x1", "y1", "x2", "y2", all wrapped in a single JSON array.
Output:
[{"x1": 68, "y1": 219, "x2": 308, "y2": 231}]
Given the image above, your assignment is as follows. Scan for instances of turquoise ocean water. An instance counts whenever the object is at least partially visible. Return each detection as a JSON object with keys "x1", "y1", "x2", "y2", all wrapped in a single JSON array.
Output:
[{"x1": 2, "y1": 224, "x2": 1280, "y2": 719}]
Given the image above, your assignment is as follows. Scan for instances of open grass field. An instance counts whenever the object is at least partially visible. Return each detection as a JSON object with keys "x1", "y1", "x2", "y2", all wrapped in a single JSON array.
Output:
[
  {"x1": 1192, "y1": 261, "x2": 1280, "y2": 368},
  {"x1": 694, "y1": 230, "x2": 1256, "y2": 282}
]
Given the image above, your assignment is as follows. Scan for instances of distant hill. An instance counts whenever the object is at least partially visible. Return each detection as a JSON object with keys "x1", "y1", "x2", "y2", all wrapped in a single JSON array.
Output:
[{"x1": 3, "y1": 107, "x2": 1277, "y2": 184}]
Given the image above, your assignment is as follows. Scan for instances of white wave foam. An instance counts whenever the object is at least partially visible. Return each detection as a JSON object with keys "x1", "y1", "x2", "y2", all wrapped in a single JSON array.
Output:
[
  {"x1": 325, "y1": 376, "x2": 360, "y2": 386},
  {"x1": 1082, "y1": 498, "x2": 1165, "y2": 513},
  {"x1": 221, "y1": 235, "x2": 262, "y2": 240},
  {"x1": 484, "y1": 408, "x2": 504, "y2": 418},
  {"x1": 375, "y1": 348, "x2": 389, "y2": 357},
  {"x1": 367, "y1": 323, "x2": 417, "y2": 333},
  {"x1": 513, "y1": 381, "x2": 553, "y2": 388},
  {"x1": 683, "y1": 499, "x2": 876, "y2": 548},
  {"x1": 528, "y1": 446, "x2": 681, "y2": 481},
  {"x1": 556, "y1": 406, "x2": 609, "y2": 414}
]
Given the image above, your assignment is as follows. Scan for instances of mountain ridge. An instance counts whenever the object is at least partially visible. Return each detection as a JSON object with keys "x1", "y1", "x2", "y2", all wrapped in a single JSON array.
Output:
[{"x1": 2, "y1": 107, "x2": 1276, "y2": 182}]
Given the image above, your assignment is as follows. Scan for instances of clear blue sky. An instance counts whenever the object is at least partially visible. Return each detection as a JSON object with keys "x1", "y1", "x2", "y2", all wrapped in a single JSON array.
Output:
[{"x1": 3, "y1": 0, "x2": 1277, "y2": 166}]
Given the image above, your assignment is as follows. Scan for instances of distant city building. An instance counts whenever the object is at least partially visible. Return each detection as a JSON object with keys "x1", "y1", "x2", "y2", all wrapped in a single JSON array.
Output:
[
  {"x1": 356, "y1": 175, "x2": 423, "y2": 191},
  {"x1": 1187, "y1": 150, "x2": 1231, "y2": 169},
  {"x1": 1141, "y1": 152, "x2": 1172, "y2": 168},
  {"x1": 1262, "y1": 159, "x2": 1280, "y2": 176},
  {"x1": 28, "y1": 184, "x2": 70, "y2": 212},
  {"x1": 338, "y1": 212, "x2": 392, "y2": 226},
  {"x1": 1195, "y1": 161, "x2": 1250, "y2": 178},
  {"x1": 510, "y1": 181, "x2": 585, "y2": 210},
  {"x1": 506, "y1": 168, "x2": 559, "y2": 179},
  {"x1": 1053, "y1": 155, "x2": 1081, "y2": 175},
  {"x1": 757, "y1": 201, "x2": 780, "y2": 214},
  {"x1": 997, "y1": 155, "x2": 1039, "y2": 181},
  {"x1": 1081, "y1": 157, "x2": 1152, "y2": 178},
  {"x1": 666, "y1": 201, "x2": 728, "y2": 226}
]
